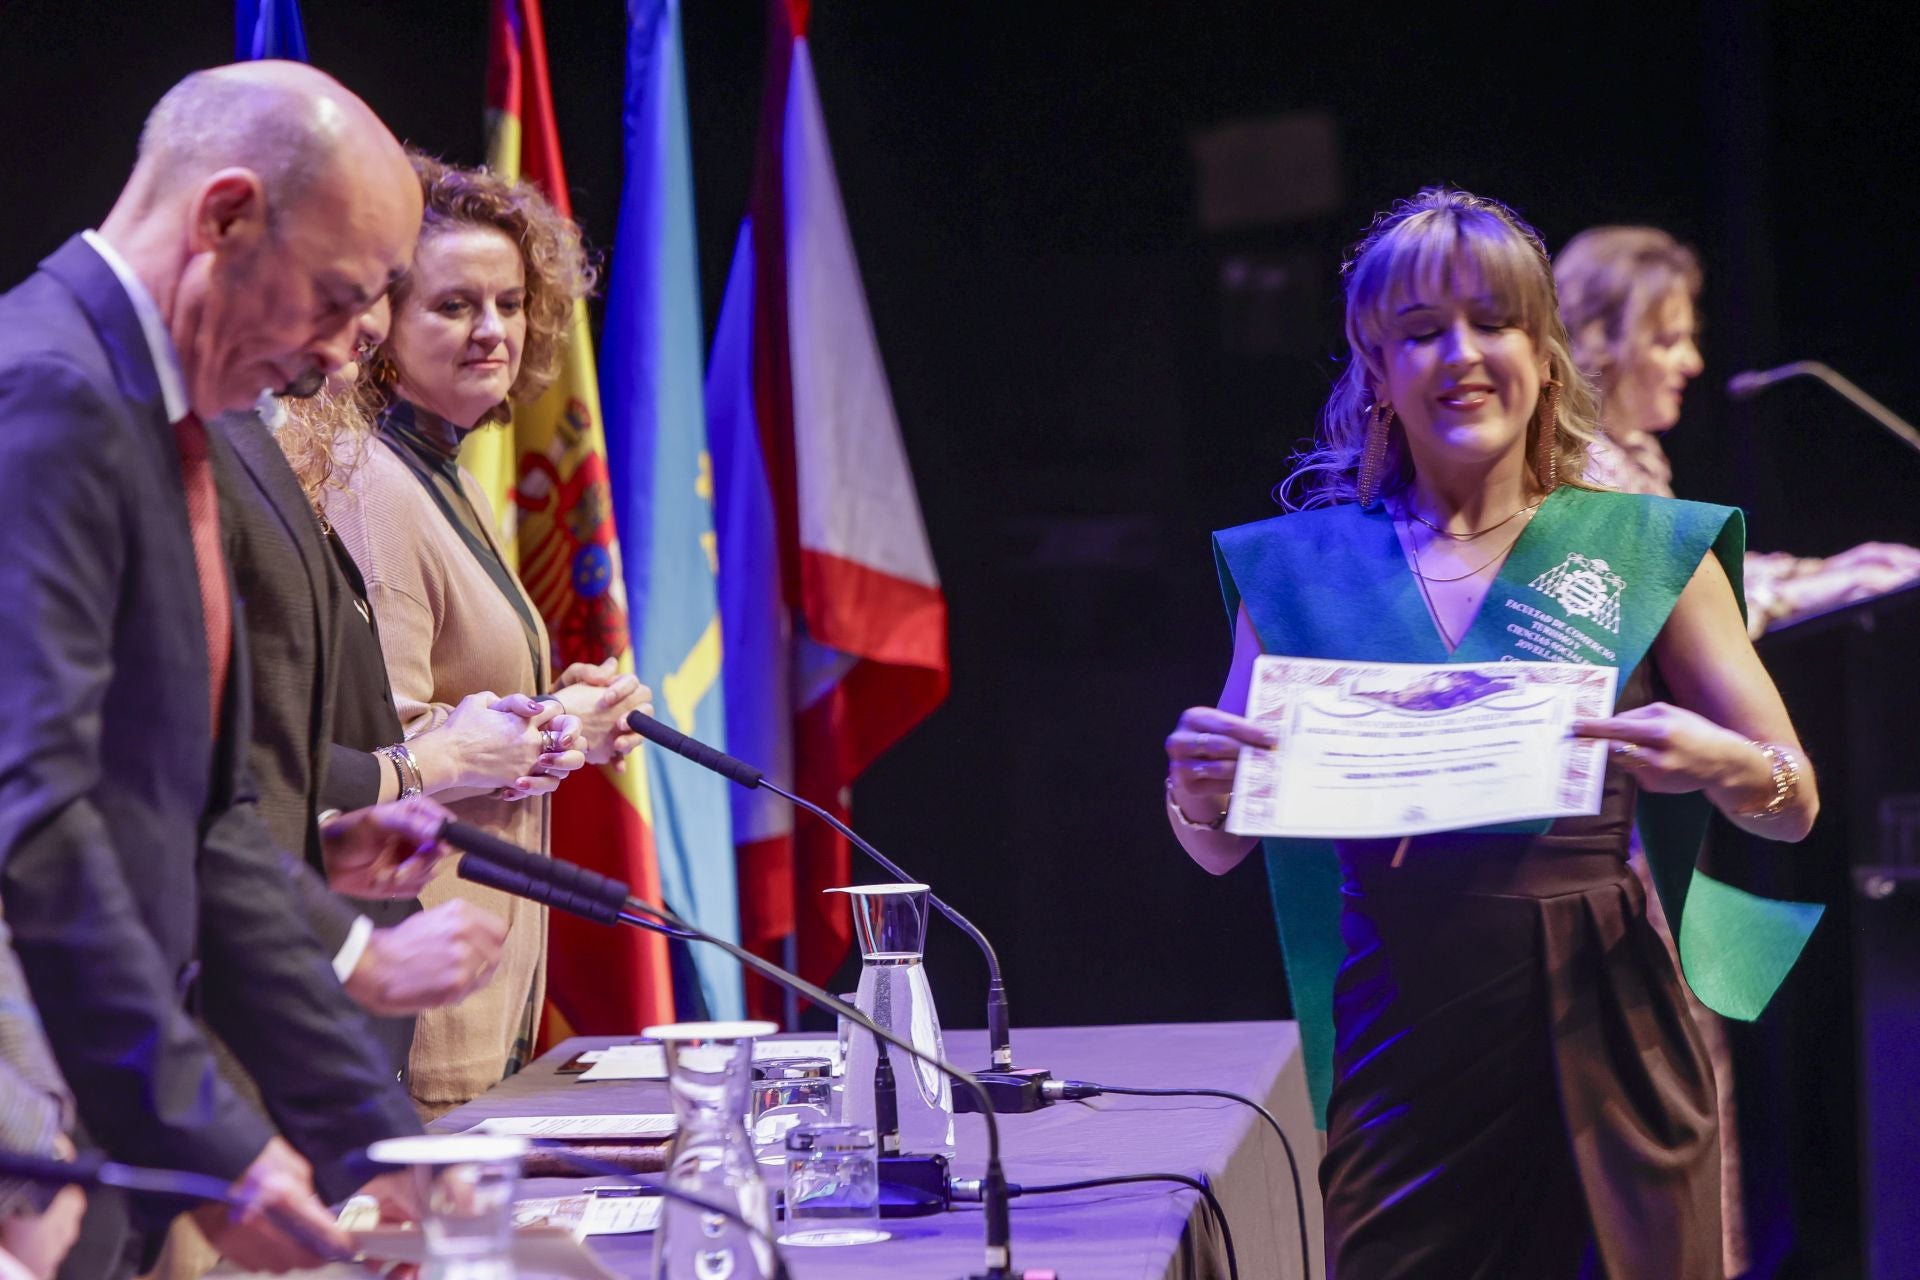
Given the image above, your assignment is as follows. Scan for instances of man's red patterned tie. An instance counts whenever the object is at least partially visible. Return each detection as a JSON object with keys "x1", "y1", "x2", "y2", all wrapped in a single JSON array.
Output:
[{"x1": 174, "y1": 413, "x2": 230, "y2": 733}]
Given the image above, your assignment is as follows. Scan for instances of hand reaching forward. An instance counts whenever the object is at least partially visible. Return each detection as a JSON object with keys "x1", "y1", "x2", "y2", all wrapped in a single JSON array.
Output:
[
  {"x1": 0, "y1": 1136, "x2": 84, "y2": 1278},
  {"x1": 343, "y1": 899, "x2": 509, "y2": 1017},
  {"x1": 189, "y1": 1138, "x2": 354, "y2": 1273},
  {"x1": 319, "y1": 798, "x2": 452, "y2": 900}
]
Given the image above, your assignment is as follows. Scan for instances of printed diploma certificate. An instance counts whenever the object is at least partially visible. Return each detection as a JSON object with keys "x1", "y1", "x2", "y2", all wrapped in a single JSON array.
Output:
[{"x1": 1226, "y1": 655, "x2": 1618, "y2": 839}]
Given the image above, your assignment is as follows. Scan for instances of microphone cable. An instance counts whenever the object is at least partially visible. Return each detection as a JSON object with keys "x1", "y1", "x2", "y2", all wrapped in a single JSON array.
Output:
[
  {"x1": 954, "y1": 1170, "x2": 1238, "y2": 1280},
  {"x1": 1044, "y1": 1079, "x2": 1309, "y2": 1280}
]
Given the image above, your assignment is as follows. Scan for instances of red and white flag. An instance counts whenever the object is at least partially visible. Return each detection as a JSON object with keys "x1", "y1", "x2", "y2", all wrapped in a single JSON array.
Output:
[{"x1": 707, "y1": 0, "x2": 950, "y2": 1010}]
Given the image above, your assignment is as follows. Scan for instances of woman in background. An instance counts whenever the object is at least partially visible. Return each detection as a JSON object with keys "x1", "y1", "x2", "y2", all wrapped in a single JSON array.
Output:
[
  {"x1": 1556, "y1": 225, "x2": 1920, "y2": 1276},
  {"x1": 1556, "y1": 226, "x2": 1920, "y2": 635},
  {"x1": 326, "y1": 156, "x2": 647, "y2": 1116}
]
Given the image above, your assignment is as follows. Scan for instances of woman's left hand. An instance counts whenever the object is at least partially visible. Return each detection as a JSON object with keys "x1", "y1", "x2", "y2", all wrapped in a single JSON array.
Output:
[
  {"x1": 551, "y1": 658, "x2": 651, "y2": 766},
  {"x1": 1571, "y1": 702, "x2": 1757, "y2": 797}
]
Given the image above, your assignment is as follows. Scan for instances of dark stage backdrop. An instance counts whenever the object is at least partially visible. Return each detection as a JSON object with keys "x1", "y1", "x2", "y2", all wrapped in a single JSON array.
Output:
[{"x1": 3, "y1": 1, "x2": 1918, "y2": 1270}]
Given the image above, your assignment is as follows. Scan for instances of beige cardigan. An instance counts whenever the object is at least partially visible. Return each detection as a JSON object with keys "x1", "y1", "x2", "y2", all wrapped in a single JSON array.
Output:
[{"x1": 325, "y1": 437, "x2": 550, "y2": 1115}]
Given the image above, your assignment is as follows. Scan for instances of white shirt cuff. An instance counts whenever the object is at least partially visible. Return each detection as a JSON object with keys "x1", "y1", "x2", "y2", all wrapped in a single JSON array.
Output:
[{"x1": 332, "y1": 914, "x2": 376, "y2": 984}]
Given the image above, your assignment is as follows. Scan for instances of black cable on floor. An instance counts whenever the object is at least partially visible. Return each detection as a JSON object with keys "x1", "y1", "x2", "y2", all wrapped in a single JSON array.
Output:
[
  {"x1": 1009, "y1": 1172, "x2": 1239, "y2": 1280},
  {"x1": 1051, "y1": 1080, "x2": 1311, "y2": 1280}
]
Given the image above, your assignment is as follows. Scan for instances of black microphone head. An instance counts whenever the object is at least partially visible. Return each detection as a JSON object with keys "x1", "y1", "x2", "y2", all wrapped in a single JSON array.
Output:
[
  {"x1": 624, "y1": 710, "x2": 680, "y2": 748},
  {"x1": 442, "y1": 822, "x2": 629, "y2": 926},
  {"x1": 625, "y1": 711, "x2": 765, "y2": 788}
]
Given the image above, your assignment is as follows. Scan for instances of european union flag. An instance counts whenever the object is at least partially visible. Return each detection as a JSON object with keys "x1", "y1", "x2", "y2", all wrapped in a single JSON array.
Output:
[{"x1": 237, "y1": 0, "x2": 308, "y2": 62}]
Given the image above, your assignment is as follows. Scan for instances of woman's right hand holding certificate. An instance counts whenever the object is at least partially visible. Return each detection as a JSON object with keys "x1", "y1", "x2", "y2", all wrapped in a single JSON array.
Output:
[
  {"x1": 1165, "y1": 706, "x2": 1271, "y2": 874},
  {"x1": 1166, "y1": 706, "x2": 1276, "y2": 822}
]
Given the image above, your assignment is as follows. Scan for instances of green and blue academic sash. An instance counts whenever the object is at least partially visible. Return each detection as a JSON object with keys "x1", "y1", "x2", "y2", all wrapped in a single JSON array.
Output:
[{"x1": 1213, "y1": 485, "x2": 1824, "y2": 1125}]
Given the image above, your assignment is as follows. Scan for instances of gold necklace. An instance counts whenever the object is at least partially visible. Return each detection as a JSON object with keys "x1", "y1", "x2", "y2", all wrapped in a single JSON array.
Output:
[
  {"x1": 1409, "y1": 554, "x2": 1459, "y2": 652},
  {"x1": 1401, "y1": 507, "x2": 1532, "y2": 584},
  {"x1": 1399, "y1": 508, "x2": 1528, "y2": 654},
  {"x1": 1404, "y1": 494, "x2": 1546, "y2": 540}
]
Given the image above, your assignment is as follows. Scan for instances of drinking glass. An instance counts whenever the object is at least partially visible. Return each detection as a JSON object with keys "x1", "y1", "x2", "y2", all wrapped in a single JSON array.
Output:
[
  {"x1": 780, "y1": 1122, "x2": 888, "y2": 1247},
  {"x1": 367, "y1": 1133, "x2": 527, "y2": 1280},
  {"x1": 750, "y1": 1057, "x2": 835, "y2": 1167}
]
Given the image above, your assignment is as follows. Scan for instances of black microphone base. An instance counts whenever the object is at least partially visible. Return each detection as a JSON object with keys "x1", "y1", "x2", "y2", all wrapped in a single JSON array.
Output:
[
  {"x1": 953, "y1": 1069, "x2": 1055, "y2": 1115},
  {"x1": 877, "y1": 1153, "x2": 951, "y2": 1217}
]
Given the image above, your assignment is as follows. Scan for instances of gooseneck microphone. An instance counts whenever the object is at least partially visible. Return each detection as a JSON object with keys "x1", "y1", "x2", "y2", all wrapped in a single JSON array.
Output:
[
  {"x1": 439, "y1": 819, "x2": 693, "y2": 934},
  {"x1": 1727, "y1": 360, "x2": 1920, "y2": 459},
  {"x1": 622, "y1": 711, "x2": 1037, "y2": 1110},
  {"x1": 0, "y1": 1150, "x2": 358, "y2": 1264},
  {"x1": 0, "y1": 1149, "x2": 236, "y2": 1203},
  {"x1": 440, "y1": 822, "x2": 1032, "y2": 1280}
]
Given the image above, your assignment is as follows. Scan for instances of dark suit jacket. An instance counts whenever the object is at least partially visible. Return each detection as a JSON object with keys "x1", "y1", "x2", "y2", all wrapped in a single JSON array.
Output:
[
  {"x1": 0, "y1": 237, "x2": 419, "y2": 1267},
  {"x1": 214, "y1": 407, "x2": 420, "y2": 1075}
]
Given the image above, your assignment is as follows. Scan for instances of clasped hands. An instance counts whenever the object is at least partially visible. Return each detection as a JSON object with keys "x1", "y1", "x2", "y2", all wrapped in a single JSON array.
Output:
[
  {"x1": 547, "y1": 656, "x2": 652, "y2": 769},
  {"x1": 409, "y1": 691, "x2": 588, "y2": 805},
  {"x1": 416, "y1": 660, "x2": 653, "y2": 804}
]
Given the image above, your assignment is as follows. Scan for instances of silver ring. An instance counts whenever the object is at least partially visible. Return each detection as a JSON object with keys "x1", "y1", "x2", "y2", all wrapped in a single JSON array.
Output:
[
  {"x1": 1612, "y1": 742, "x2": 1639, "y2": 760},
  {"x1": 540, "y1": 728, "x2": 561, "y2": 755}
]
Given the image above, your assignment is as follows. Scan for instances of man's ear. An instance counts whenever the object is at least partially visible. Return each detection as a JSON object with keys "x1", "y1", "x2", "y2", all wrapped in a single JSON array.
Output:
[{"x1": 188, "y1": 168, "x2": 269, "y2": 253}]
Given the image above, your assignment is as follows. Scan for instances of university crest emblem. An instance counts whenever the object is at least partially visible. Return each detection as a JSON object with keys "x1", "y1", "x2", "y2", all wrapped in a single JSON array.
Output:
[{"x1": 1528, "y1": 553, "x2": 1625, "y2": 633}]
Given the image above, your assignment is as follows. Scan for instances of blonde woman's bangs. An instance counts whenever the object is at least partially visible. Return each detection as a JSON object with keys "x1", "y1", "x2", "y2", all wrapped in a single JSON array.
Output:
[
  {"x1": 1284, "y1": 186, "x2": 1605, "y2": 509},
  {"x1": 1350, "y1": 209, "x2": 1553, "y2": 357}
]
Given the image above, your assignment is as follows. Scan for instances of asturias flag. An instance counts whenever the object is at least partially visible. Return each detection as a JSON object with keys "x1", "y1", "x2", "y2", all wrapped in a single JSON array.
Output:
[
  {"x1": 707, "y1": 0, "x2": 951, "y2": 1010},
  {"x1": 473, "y1": 0, "x2": 679, "y2": 1036},
  {"x1": 601, "y1": 0, "x2": 742, "y2": 1020}
]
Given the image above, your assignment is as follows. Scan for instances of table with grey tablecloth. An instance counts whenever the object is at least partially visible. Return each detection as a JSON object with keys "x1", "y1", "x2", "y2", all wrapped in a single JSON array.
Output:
[{"x1": 430, "y1": 1020, "x2": 1323, "y2": 1280}]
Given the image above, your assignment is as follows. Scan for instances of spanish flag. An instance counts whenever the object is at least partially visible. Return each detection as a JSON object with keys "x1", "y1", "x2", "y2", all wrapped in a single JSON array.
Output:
[{"x1": 470, "y1": 0, "x2": 678, "y2": 1035}]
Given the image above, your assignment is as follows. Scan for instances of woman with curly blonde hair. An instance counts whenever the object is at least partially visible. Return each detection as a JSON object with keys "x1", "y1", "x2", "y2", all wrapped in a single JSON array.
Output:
[
  {"x1": 1164, "y1": 188, "x2": 1821, "y2": 1276},
  {"x1": 324, "y1": 156, "x2": 651, "y2": 1114}
]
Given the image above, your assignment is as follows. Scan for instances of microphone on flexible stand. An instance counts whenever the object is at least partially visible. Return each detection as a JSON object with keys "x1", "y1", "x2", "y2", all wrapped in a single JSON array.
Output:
[
  {"x1": 0, "y1": 1150, "x2": 235, "y2": 1203},
  {"x1": 442, "y1": 822, "x2": 1035, "y2": 1280},
  {"x1": 873, "y1": 1051, "x2": 902, "y2": 1157},
  {"x1": 0, "y1": 1151, "x2": 357, "y2": 1264},
  {"x1": 1727, "y1": 360, "x2": 1920, "y2": 459},
  {"x1": 621, "y1": 712, "x2": 1048, "y2": 1115}
]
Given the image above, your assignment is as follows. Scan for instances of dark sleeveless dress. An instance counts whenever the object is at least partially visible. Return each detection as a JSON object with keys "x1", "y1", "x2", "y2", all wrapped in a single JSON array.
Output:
[{"x1": 1319, "y1": 662, "x2": 1722, "y2": 1279}]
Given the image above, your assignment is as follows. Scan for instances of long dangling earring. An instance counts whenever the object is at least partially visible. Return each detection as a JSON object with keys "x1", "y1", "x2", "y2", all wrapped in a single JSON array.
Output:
[
  {"x1": 1534, "y1": 379, "x2": 1562, "y2": 491},
  {"x1": 1357, "y1": 400, "x2": 1395, "y2": 507}
]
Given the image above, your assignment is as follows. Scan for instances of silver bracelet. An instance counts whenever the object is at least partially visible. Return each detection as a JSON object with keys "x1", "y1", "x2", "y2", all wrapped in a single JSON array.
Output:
[
  {"x1": 379, "y1": 743, "x2": 425, "y2": 799},
  {"x1": 1165, "y1": 777, "x2": 1228, "y2": 831}
]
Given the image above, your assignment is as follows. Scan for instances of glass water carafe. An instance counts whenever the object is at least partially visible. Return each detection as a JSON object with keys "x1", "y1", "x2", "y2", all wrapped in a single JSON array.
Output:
[
  {"x1": 828, "y1": 884, "x2": 955, "y2": 1157},
  {"x1": 648, "y1": 1020, "x2": 778, "y2": 1280}
]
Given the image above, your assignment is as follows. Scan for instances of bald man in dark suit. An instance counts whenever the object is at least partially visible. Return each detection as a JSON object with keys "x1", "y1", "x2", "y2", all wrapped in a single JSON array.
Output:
[{"x1": 0, "y1": 63, "x2": 433, "y2": 1278}]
